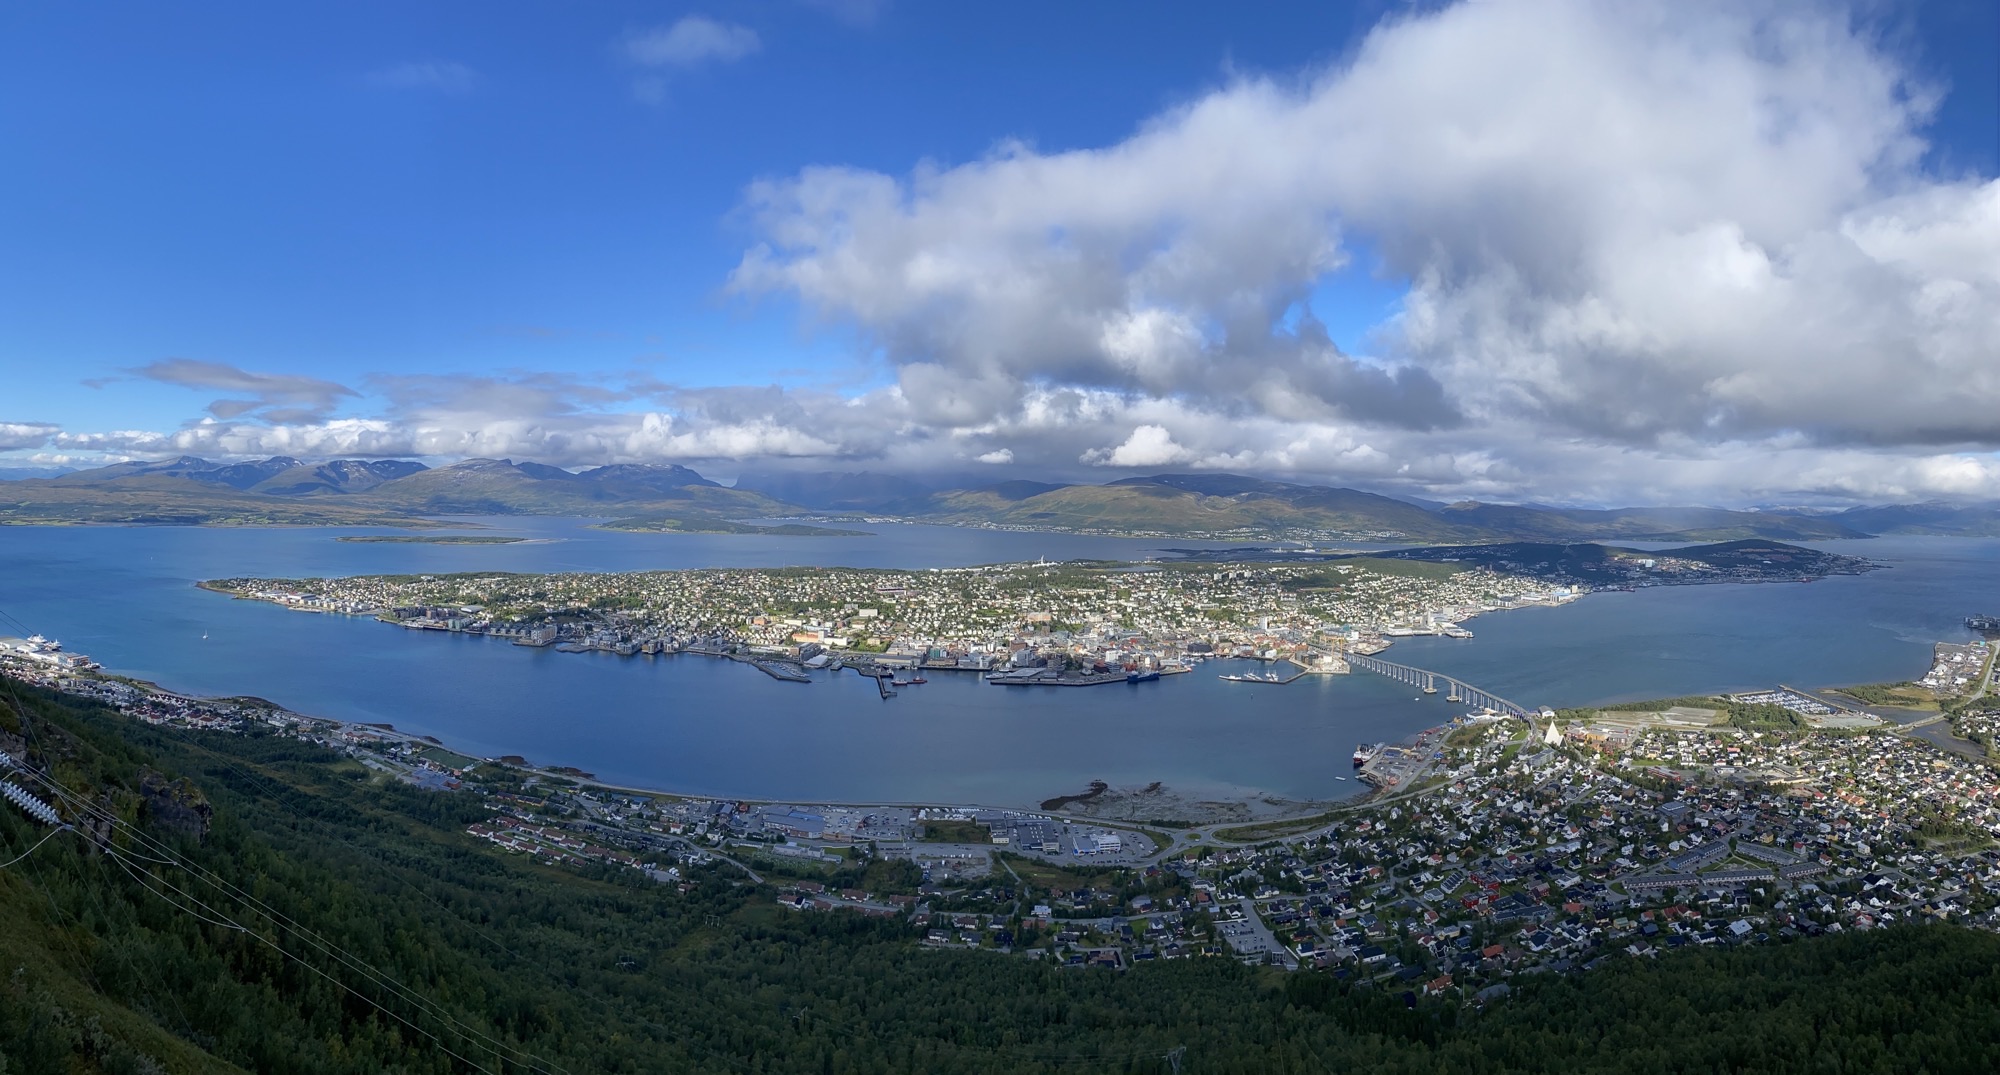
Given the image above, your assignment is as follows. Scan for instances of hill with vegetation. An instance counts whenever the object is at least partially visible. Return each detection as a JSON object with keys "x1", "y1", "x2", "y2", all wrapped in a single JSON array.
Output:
[
  {"x1": 6, "y1": 683, "x2": 2000, "y2": 1072},
  {"x1": 5, "y1": 456, "x2": 1987, "y2": 542},
  {"x1": 756, "y1": 470, "x2": 1873, "y2": 543},
  {"x1": 1361, "y1": 539, "x2": 1878, "y2": 586},
  {"x1": 0, "y1": 457, "x2": 791, "y2": 530}
]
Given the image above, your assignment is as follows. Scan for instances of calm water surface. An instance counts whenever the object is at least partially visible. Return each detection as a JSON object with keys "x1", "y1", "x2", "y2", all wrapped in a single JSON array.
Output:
[{"x1": 1, "y1": 519, "x2": 1993, "y2": 805}]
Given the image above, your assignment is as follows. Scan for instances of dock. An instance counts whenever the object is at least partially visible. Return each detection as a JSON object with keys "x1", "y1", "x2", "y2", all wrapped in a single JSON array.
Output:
[
  {"x1": 750, "y1": 660, "x2": 813, "y2": 683},
  {"x1": 1219, "y1": 671, "x2": 1305, "y2": 685},
  {"x1": 985, "y1": 670, "x2": 1130, "y2": 687}
]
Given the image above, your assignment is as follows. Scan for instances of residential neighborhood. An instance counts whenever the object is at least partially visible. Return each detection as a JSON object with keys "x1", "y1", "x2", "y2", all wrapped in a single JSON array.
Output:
[{"x1": 203, "y1": 559, "x2": 1575, "y2": 678}]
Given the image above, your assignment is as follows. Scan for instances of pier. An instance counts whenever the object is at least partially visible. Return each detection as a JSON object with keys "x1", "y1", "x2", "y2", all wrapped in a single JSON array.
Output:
[
  {"x1": 1346, "y1": 654, "x2": 1531, "y2": 719},
  {"x1": 1219, "y1": 671, "x2": 1305, "y2": 685},
  {"x1": 750, "y1": 660, "x2": 813, "y2": 683}
]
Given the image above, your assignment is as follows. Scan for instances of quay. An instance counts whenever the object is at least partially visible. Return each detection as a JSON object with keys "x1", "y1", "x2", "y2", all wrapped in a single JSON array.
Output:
[
  {"x1": 838, "y1": 662, "x2": 901, "y2": 698},
  {"x1": 987, "y1": 670, "x2": 1130, "y2": 687},
  {"x1": 984, "y1": 665, "x2": 1190, "y2": 687},
  {"x1": 751, "y1": 659, "x2": 812, "y2": 683}
]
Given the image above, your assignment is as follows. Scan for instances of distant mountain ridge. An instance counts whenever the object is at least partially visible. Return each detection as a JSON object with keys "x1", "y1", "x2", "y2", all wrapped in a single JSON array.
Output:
[
  {"x1": 1830, "y1": 501, "x2": 2000, "y2": 537},
  {"x1": 732, "y1": 469, "x2": 930, "y2": 511},
  {"x1": 5, "y1": 455, "x2": 1997, "y2": 540},
  {"x1": 1, "y1": 456, "x2": 778, "y2": 527}
]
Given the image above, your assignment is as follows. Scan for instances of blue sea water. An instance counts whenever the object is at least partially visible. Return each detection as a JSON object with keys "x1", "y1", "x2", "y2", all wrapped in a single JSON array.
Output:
[{"x1": 0, "y1": 518, "x2": 1993, "y2": 806}]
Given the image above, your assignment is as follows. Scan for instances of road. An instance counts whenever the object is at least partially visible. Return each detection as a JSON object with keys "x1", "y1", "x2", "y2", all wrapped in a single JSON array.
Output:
[
  {"x1": 569, "y1": 816, "x2": 764, "y2": 883},
  {"x1": 1220, "y1": 898, "x2": 1296, "y2": 969}
]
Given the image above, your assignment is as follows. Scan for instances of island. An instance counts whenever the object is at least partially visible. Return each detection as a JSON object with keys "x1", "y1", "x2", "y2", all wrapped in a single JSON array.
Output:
[
  {"x1": 335, "y1": 534, "x2": 533, "y2": 545},
  {"x1": 194, "y1": 541, "x2": 1872, "y2": 692},
  {"x1": 197, "y1": 556, "x2": 1572, "y2": 682},
  {"x1": 1166, "y1": 538, "x2": 1878, "y2": 587},
  {"x1": 594, "y1": 517, "x2": 874, "y2": 537}
]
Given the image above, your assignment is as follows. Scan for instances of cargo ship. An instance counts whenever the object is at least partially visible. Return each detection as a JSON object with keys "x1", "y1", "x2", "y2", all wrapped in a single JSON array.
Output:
[
  {"x1": 1126, "y1": 669, "x2": 1161, "y2": 684},
  {"x1": 1969, "y1": 615, "x2": 2000, "y2": 638}
]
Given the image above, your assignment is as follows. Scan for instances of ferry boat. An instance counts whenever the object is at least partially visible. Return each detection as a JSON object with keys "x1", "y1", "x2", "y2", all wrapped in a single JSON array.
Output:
[
  {"x1": 1126, "y1": 669, "x2": 1161, "y2": 684},
  {"x1": 1353, "y1": 743, "x2": 1382, "y2": 767},
  {"x1": 1969, "y1": 614, "x2": 2000, "y2": 637}
]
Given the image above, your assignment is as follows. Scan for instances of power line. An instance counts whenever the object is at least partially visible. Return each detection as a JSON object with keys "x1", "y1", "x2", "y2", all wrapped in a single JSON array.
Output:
[
  {"x1": 25, "y1": 761, "x2": 558, "y2": 1075},
  {"x1": 0, "y1": 824, "x2": 70, "y2": 869},
  {"x1": 2, "y1": 675, "x2": 1209, "y2": 1073},
  {"x1": 0, "y1": 679, "x2": 557, "y2": 1075}
]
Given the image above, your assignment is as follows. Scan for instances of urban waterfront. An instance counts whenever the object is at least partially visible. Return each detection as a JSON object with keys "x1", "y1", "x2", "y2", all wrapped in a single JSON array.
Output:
[{"x1": 1, "y1": 520, "x2": 1994, "y2": 805}]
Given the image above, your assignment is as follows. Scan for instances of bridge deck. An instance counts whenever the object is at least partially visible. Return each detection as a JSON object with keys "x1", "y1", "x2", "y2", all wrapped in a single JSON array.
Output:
[{"x1": 1347, "y1": 654, "x2": 1531, "y2": 718}]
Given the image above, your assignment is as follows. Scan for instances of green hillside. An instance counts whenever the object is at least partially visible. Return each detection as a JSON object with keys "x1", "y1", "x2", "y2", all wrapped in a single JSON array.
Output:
[
  {"x1": 0, "y1": 457, "x2": 1954, "y2": 541},
  {"x1": 0, "y1": 476, "x2": 438, "y2": 528},
  {"x1": 913, "y1": 475, "x2": 1486, "y2": 540},
  {"x1": 5, "y1": 684, "x2": 2000, "y2": 1072},
  {"x1": 902, "y1": 474, "x2": 1868, "y2": 542},
  {"x1": 0, "y1": 458, "x2": 793, "y2": 529}
]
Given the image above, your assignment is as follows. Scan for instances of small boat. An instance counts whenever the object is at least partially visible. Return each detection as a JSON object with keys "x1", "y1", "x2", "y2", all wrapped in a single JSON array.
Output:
[{"x1": 907, "y1": 675, "x2": 927, "y2": 685}]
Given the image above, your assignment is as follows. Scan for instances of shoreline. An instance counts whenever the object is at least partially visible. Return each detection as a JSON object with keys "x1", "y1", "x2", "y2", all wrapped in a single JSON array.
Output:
[
  {"x1": 10, "y1": 659, "x2": 1346, "y2": 826},
  {"x1": 7, "y1": 592, "x2": 1958, "y2": 835}
]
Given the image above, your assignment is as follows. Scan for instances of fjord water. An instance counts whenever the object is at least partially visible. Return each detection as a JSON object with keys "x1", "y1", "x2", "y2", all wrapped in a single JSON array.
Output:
[{"x1": 1, "y1": 518, "x2": 1993, "y2": 806}]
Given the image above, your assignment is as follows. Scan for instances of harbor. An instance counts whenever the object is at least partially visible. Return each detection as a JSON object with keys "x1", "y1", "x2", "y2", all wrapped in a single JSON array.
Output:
[{"x1": 985, "y1": 664, "x2": 1192, "y2": 688}]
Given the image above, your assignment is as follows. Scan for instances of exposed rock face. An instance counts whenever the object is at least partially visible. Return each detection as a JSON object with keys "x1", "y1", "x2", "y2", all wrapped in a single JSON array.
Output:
[{"x1": 139, "y1": 768, "x2": 212, "y2": 842}]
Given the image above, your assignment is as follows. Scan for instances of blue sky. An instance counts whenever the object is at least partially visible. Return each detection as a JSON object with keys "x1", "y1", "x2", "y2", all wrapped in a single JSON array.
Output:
[
  {"x1": 3, "y1": 2, "x2": 1420, "y2": 425},
  {"x1": 2, "y1": 1, "x2": 1997, "y2": 503}
]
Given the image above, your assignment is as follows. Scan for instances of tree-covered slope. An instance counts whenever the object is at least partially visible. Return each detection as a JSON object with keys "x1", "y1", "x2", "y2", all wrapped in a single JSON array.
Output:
[{"x1": 5, "y1": 685, "x2": 2000, "y2": 1073}]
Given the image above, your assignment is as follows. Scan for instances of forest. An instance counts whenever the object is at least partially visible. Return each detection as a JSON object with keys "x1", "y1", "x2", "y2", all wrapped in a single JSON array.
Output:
[{"x1": 4, "y1": 681, "x2": 2000, "y2": 1073}]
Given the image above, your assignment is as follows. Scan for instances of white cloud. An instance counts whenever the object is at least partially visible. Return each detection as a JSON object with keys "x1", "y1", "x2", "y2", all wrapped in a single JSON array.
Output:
[
  {"x1": 0, "y1": 422, "x2": 59, "y2": 451},
  {"x1": 1082, "y1": 425, "x2": 1193, "y2": 468},
  {"x1": 364, "y1": 60, "x2": 478, "y2": 94},
  {"x1": 625, "y1": 17, "x2": 761, "y2": 68},
  {"x1": 725, "y1": 0, "x2": 2000, "y2": 498},
  {"x1": 975, "y1": 448, "x2": 1014, "y2": 464}
]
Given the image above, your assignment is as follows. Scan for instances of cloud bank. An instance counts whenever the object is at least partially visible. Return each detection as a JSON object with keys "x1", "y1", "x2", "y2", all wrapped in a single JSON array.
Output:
[{"x1": 14, "y1": 0, "x2": 2000, "y2": 505}]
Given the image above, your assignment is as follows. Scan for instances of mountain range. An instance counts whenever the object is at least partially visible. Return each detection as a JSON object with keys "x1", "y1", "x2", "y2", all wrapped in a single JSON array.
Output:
[{"x1": 5, "y1": 455, "x2": 1999, "y2": 540}]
